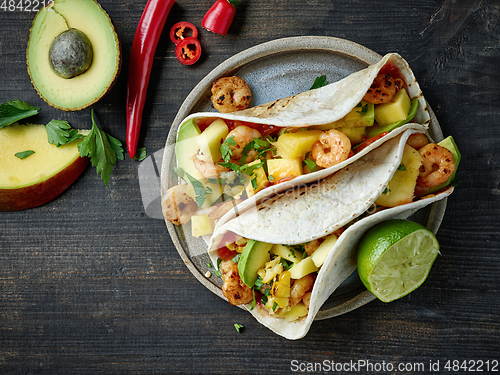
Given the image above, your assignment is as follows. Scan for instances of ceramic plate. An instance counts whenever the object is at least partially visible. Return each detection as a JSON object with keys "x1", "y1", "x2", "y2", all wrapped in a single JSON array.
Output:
[{"x1": 161, "y1": 36, "x2": 446, "y2": 319}]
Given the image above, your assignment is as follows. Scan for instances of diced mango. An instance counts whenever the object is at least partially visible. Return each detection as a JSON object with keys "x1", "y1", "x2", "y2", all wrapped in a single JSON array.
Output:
[
  {"x1": 282, "y1": 302, "x2": 309, "y2": 321},
  {"x1": 196, "y1": 119, "x2": 229, "y2": 162},
  {"x1": 244, "y1": 159, "x2": 269, "y2": 197},
  {"x1": 267, "y1": 158, "x2": 303, "y2": 182},
  {"x1": 191, "y1": 214, "x2": 213, "y2": 237},
  {"x1": 375, "y1": 144, "x2": 423, "y2": 207},
  {"x1": 271, "y1": 244, "x2": 302, "y2": 263},
  {"x1": 339, "y1": 127, "x2": 366, "y2": 144},
  {"x1": 374, "y1": 89, "x2": 411, "y2": 126},
  {"x1": 273, "y1": 130, "x2": 322, "y2": 160},
  {"x1": 288, "y1": 257, "x2": 319, "y2": 280},
  {"x1": 310, "y1": 233, "x2": 338, "y2": 267}
]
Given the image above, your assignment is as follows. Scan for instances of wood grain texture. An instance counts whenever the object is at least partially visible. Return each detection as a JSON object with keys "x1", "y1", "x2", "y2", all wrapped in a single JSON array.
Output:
[{"x1": 1, "y1": 0, "x2": 499, "y2": 374}]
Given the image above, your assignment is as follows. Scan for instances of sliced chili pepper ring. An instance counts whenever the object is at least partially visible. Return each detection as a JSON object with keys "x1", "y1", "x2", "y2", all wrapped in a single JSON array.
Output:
[
  {"x1": 169, "y1": 21, "x2": 198, "y2": 45},
  {"x1": 174, "y1": 37, "x2": 201, "y2": 65}
]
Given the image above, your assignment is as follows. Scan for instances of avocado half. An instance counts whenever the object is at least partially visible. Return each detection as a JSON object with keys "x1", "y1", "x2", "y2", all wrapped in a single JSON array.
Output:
[{"x1": 27, "y1": 0, "x2": 121, "y2": 111}]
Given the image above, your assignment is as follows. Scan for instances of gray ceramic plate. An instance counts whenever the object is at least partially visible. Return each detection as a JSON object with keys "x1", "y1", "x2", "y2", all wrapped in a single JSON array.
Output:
[{"x1": 161, "y1": 36, "x2": 446, "y2": 320}]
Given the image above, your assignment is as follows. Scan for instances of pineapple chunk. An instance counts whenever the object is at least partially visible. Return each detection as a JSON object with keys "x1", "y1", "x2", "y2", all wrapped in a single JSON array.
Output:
[
  {"x1": 374, "y1": 89, "x2": 411, "y2": 126},
  {"x1": 196, "y1": 119, "x2": 229, "y2": 162},
  {"x1": 288, "y1": 257, "x2": 319, "y2": 280},
  {"x1": 191, "y1": 214, "x2": 213, "y2": 237},
  {"x1": 315, "y1": 101, "x2": 374, "y2": 130},
  {"x1": 267, "y1": 158, "x2": 303, "y2": 182},
  {"x1": 282, "y1": 302, "x2": 308, "y2": 321},
  {"x1": 244, "y1": 159, "x2": 268, "y2": 197},
  {"x1": 339, "y1": 127, "x2": 366, "y2": 144},
  {"x1": 274, "y1": 130, "x2": 322, "y2": 160},
  {"x1": 310, "y1": 233, "x2": 338, "y2": 267},
  {"x1": 271, "y1": 244, "x2": 302, "y2": 263},
  {"x1": 375, "y1": 144, "x2": 423, "y2": 207}
]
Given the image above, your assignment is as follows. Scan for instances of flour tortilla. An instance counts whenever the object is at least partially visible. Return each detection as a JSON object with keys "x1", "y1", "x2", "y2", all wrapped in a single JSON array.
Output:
[{"x1": 206, "y1": 127, "x2": 453, "y2": 340}]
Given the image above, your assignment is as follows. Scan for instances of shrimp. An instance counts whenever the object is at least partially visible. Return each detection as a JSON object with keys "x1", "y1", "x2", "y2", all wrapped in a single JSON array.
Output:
[
  {"x1": 220, "y1": 260, "x2": 253, "y2": 305},
  {"x1": 302, "y1": 292, "x2": 312, "y2": 309},
  {"x1": 225, "y1": 126, "x2": 262, "y2": 164},
  {"x1": 363, "y1": 72, "x2": 404, "y2": 104},
  {"x1": 304, "y1": 239, "x2": 322, "y2": 256},
  {"x1": 161, "y1": 184, "x2": 197, "y2": 225},
  {"x1": 208, "y1": 199, "x2": 242, "y2": 227},
  {"x1": 310, "y1": 129, "x2": 351, "y2": 169},
  {"x1": 417, "y1": 143, "x2": 455, "y2": 187},
  {"x1": 211, "y1": 76, "x2": 252, "y2": 113},
  {"x1": 406, "y1": 132, "x2": 429, "y2": 150},
  {"x1": 289, "y1": 274, "x2": 314, "y2": 307},
  {"x1": 193, "y1": 153, "x2": 230, "y2": 178}
]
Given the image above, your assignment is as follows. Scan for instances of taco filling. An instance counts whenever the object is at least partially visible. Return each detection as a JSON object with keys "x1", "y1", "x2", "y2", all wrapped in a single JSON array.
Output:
[{"x1": 163, "y1": 57, "x2": 426, "y2": 236}]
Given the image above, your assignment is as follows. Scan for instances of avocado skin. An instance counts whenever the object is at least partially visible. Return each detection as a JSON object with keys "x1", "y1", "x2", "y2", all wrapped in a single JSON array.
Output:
[{"x1": 49, "y1": 29, "x2": 93, "y2": 79}]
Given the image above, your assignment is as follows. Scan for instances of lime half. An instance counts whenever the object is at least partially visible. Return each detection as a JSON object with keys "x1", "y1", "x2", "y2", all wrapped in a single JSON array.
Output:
[{"x1": 357, "y1": 219, "x2": 440, "y2": 303}]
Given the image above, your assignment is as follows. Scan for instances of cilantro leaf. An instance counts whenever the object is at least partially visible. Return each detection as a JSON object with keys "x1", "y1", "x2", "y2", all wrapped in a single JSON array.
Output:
[
  {"x1": 220, "y1": 136, "x2": 236, "y2": 162},
  {"x1": 15, "y1": 150, "x2": 35, "y2": 159},
  {"x1": 310, "y1": 75, "x2": 328, "y2": 90},
  {"x1": 303, "y1": 158, "x2": 318, "y2": 173},
  {"x1": 184, "y1": 172, "x2": 208, "y2": 207},
  {"x1": 234, "y1": 323, "x2": 244, "y2": 333},
  {"x1": 46, "y1": 119, "x2": 83, "y2": 147},
  {"x1": 0, "y1": 100, "x2": 40, "y2": 128},
  {"x1": 382, "y1": 187, "x2": 391, "y2": 194},
  {"x1": 397, "y1": 164, "x2": 407, "y2": 171},
  {"x1": 78, "y1": 110, "x2": 123, "y2": 187}
]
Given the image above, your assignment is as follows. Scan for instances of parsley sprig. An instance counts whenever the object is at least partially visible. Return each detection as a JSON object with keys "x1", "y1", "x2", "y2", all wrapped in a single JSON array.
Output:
[
  {"x1": 77, "y1": 110, "x2": 124, "y2": 187},
  {"x1": 46, "y1": 119, "x2": 84, "y2": 147},
  {"x1": 0, "y1": 100, "x2": 40, "y2": 128}
]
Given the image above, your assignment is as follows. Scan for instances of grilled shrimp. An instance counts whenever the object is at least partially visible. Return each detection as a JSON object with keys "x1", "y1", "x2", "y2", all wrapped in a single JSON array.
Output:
[
  {"x1": 310, "y1": 129, "x2": 351, "y2": 169},
  {"x1": 220, "y1": 260, "x2": 253, "y2": 305},
  {"x1": 289, "y1": 274, "x2": 314, "y2": 307},
  {"x1": 363, "y1": 72, "x2": 404, "y2": 104},
  {"x1": 193, "y1": 153, "x2": 230, "y2": 178},
  {"x1": 208, "y1": 199, "x2": 242, "y2": 227},
  {"x1": 225, "y1": 125, "x2": 262, "y2": 164},
  {"x1": 161, "y1": 184, "x2": 197, "y2": 225},
  {"x1": 417, "y1": 143, "x2": 455, "y2": 187},
  {"x1": 406, "y1": 132, "x2": 429, "y2": 150},
  {"x1": 302, "y1": 292, "x2": 312, "y2": 309},
  {"x1": 211, "y1": 76, "x2": 252, "y2": 113}
]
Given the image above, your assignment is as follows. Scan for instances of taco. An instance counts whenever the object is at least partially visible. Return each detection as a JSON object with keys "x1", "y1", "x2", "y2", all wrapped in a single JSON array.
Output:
[
  {"x1": 161, "y1": 53, "x2": 431, "y2": 236},
  {"x1": 206, "y1": 127, "x2": 459, "y2": 339}
]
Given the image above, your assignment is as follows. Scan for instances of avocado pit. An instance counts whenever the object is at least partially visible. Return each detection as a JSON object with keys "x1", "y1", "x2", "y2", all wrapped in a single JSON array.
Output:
[{"x1": 49, "y1": 28, "x2": 93, "y2": 79}]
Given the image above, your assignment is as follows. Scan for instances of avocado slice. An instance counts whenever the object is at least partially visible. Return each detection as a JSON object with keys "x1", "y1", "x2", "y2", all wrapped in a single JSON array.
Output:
[
  {"x1": 175, "y1": 119, "x2": 204, "y2": 181},
  {"x1": 416, "y1": 135, "x2": 461, "y2": 196},
  {"x1": 27, "y1": 0, "x2": 121, "y2": 111},
  {"x1": 238, "y1": 240, "x2": 272, "y2": 288}
]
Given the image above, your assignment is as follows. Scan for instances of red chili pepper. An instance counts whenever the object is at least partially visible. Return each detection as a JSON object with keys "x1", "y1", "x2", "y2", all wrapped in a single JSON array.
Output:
[
  {"x1": 201, "y1": 0, "x2": 238, "y2": 36},
  {"x1": 126, "y1": 0, "x2": 176, "y2": 159},
  {"x1": 169, "y1": 22, "x2": 198, "y2": 45},
  {"x1": 174, "y1": 37, "x2": 202, "y2": 65}
]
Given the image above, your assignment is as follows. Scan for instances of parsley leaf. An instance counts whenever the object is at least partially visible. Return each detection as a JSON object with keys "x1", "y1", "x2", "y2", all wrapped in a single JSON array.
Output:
[
  {"x1": 46, "y1": 119, "x2": 84, "y2": 147},
  {"x1": 220, "y1": 136, "x2": 236, "y2": 162},
  {"x1": 78, "y1": 110, "x2": 124, "y2": 187},
  {"x1": 184, "y1": 172, "x2": 209, "y2": 207},
  {"x1": 234, "y1": 323, "x2": 244, "y2": 333},
  {"x1": 133, "y1": 147, "x2": 147, "y2": 161},
  {"x1": 15, "y1": 150, "x2": 35, "y2": 159},
  {"x1": 303, "y1": 158, "x2": 318, "y2": 173},
  {"x1": 310, "y1": 75, "x2": 328, "y2": 90},
  {"x1": 0, "y1": 100, "x2": 40, "y2": 129},
  {"x1": 397, "y1": 164, "x2": 407, "y2": 171}
]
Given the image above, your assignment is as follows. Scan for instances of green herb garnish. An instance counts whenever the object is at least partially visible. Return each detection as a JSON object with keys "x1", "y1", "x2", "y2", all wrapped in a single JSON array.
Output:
[
  {"x1": 382, "y1": 187, "x2": 391, "y2": 194},
  {"x1": 234, "y1": 323, "x2": 244, "y2": 333},
  {"x1": 0, "y1": 100, "x2": 40, "y2": 129},
  {"x1": 78, "y1": 110, "x2": 124, "y2": 187},
  {"x1": 133, "y1": 147, "x2": 147, "y2": 161},
  {"x1": 303, "y1": 158, "x2": 318, "y2": 173},
  {"x1": 46, "y1": 119, "x2": 83, "y2": 147},
  {"x1": 184, "y1": 172, "x2": 210, "y2": 207},
  {"x1": 397, "y1": 164, "x2": 407, "y2": 171},
  {"x1": 310, "y1": 75, "x2": 328, "y2": 90},
  {"x1": 220, "y1": 135, "x2": 236, "y2": 162},
  {"x1": 14, "y1": 150, "x2": 35, "y2": 159}
]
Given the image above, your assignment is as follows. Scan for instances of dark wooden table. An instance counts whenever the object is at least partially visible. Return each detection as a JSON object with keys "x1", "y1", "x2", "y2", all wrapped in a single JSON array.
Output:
[{"x1": 1, "y1": 0, "x2": 499, "y2": 374}]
